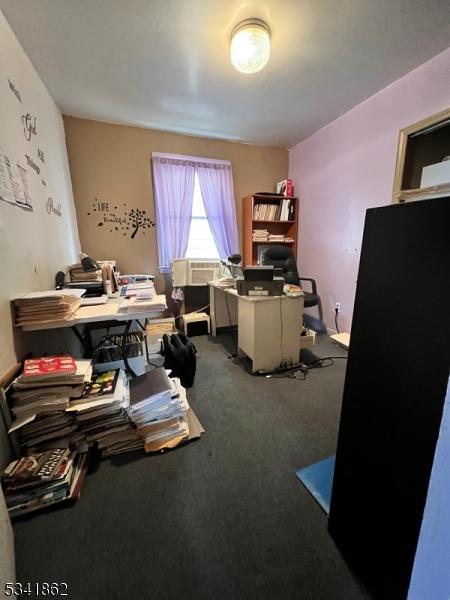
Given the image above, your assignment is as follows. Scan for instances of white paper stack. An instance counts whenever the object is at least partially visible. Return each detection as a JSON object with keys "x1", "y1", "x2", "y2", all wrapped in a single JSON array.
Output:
[
  {"x1": 128, "y1": 368, "x2": 190, "y2": 452},
  {"x1": 118, "y1": 294, "x2": 167, "y2": 314}
]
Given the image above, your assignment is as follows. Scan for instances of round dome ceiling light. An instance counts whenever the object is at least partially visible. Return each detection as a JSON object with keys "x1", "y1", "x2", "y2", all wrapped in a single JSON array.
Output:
[{"x1": 230, "y1": 18, "x2": 271, "y2": 74}]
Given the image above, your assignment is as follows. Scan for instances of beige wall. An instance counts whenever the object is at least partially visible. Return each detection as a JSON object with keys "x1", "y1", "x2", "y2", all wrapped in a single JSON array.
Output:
[
  {"x1": 0, "y1": 12, "x2": 80, "y2": 375},
  {"x1": 64, "y1": 116, "x2": 288, "y2": 290},
  {"x1": 0, "y1": 9, "x2": 82, "y2": 589}
]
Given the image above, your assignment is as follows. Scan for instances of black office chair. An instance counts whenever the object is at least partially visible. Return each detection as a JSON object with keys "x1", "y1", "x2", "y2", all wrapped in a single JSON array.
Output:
[{"x1": 259, "y1": 245, "x2": 325, "y2": 331}]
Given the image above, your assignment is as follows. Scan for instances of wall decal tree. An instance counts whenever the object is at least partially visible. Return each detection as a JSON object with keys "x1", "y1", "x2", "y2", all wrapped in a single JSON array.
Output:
[{"x1": 125, "y1": 208, "x2": 155, "y2": 239}]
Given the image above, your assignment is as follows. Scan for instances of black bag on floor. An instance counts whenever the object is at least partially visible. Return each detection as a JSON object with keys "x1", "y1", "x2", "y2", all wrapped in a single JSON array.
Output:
[{"x1": 161, "y1": 332, "x2": 197, "y2": 388}]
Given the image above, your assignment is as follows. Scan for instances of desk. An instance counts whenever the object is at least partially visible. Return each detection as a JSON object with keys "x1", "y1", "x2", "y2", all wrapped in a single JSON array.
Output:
[
  {"x1": 19, "y1": 295, "x2": 167, "y2": 376},
  {"x1": 209, "y1": 283, "x2": 304, "y2": 373}
]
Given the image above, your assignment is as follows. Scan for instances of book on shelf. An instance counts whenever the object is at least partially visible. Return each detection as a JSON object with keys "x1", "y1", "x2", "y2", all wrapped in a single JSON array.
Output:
[
  {"x1": 276, "y1": 178, "x2": 294, "y2": 197},
  {"x1": 253, "y1": 198, "x2": 295, "y2": 221}
]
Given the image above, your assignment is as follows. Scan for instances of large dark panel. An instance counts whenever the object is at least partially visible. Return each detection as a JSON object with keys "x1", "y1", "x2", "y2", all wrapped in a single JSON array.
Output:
[{"x1": 328, "y1": 197, "x2": 450, "y2": 599}]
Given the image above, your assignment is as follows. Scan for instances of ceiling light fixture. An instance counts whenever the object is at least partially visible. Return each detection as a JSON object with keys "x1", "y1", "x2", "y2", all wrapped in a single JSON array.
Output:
[{"x1": 230, "y1": 18, "x2": 271, "y2": 74}]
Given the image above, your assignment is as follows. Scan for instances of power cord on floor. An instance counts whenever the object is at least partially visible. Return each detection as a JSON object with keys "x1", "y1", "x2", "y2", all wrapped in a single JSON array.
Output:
[
  {"x1": 174, "y1": 304, "x2": 211, "y2": 329},
  {"x1": 260, "y1": 355, "x2": 348, "y2": 380},
  {"x1": 225, "y1": 292, "x2": 238, "y2": 358},
  {"x1": 334, "y1": 307, "x2": 340, "y2": 334}
]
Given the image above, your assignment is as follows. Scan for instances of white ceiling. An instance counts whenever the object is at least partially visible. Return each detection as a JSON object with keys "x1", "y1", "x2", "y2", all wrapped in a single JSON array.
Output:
[{"x1": 1, "y1": 0, "x2": 449, "y2": 148}]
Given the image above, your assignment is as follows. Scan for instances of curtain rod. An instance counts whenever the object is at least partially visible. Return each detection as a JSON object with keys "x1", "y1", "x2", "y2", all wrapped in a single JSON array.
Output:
[{"x1": 151, "y1": 152, "x2": 231, "y2": 166}]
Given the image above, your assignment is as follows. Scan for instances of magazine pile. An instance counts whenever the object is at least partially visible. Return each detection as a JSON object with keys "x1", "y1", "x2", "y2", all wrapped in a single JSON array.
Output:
[{"x1": 1, "y1": 448, "x2": 89, "y2": 518}]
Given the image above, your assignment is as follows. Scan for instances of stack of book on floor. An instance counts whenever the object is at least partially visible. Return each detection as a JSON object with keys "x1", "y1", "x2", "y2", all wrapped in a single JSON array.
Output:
[
  {"x1": 252, "y1": 229, "x2": 269, "y2": 242},
  {"x1": 68, "y1": 262, "x2": 102, "y2": 283},
  {"x1": 9, "y1": 356, "x2": 93, "y2": 452},
  {"x1": 14, "y1": 290, "x2": 85, "y2": 327},
  {"x1": 1, "y1": 448, "x2": 89, "y2": 518},
  {"x1": 128, "y1": 368, "x2": 204, "y2": 453},
  {"x1": 68, "y1": 369, "x2": 143, "y2": 457}
]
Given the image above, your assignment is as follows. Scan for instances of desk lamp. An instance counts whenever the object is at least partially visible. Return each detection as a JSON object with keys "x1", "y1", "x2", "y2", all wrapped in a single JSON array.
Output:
[{"x1": 80, "y1": 252, "x2": 100, "y2": 272}]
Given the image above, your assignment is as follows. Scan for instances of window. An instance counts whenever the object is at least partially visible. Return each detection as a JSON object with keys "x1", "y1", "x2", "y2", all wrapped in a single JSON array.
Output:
[{"x1": 185, "y1": 173, "x2": 219, "y2": 259}]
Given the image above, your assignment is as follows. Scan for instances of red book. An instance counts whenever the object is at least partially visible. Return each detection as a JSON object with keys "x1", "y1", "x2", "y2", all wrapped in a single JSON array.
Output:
[{"x1": 23, "y1": 355, "x2": 77, "y2": 380}]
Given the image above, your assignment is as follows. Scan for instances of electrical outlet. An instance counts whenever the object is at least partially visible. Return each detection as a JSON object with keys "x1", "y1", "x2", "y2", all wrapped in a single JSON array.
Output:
[{"x1": 335, "y1": 302, "x2": 341, "y2": 312}]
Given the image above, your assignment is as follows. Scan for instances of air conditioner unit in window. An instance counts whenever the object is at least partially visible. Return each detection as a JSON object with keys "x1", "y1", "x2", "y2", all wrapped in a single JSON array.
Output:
[{"x1": 171, "y1": 258, "x2": 221, "y2": 287}]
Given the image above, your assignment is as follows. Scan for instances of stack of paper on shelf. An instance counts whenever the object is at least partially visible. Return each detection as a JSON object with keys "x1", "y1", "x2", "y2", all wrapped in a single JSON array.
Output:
[
  {"x1": 1, "y1": 448, "x2": 89, "y2": 518},
  {"x1": 252, "y1": 229, "x2": 269, "y2": 242},
  {"x1": 118, "y1": 294, "x2": 166, "y2": 313},
  {"x1": 14, "y1": 289, "x2": 85, "y2": 327},
  {"x1": 128, "y1": 368, "x2": 192, "y2": 452},
  {"x1": 69, "y1": 370, "x2": 143, "y2": 456},
  {"x1": 68, "y1": 263, "x2": 102, "y2": 283},
  {"x1": 9, "y1": 357, "x2": 93, "y2": 451},
  {"x1": 268, "y1": 234, "x2": 286, "y2": 242}
]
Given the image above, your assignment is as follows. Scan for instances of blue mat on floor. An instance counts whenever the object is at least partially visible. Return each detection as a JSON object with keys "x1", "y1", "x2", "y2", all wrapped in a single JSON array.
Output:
[{"x1": 296, "y1": 455, "x2": 335, "y2": 514}]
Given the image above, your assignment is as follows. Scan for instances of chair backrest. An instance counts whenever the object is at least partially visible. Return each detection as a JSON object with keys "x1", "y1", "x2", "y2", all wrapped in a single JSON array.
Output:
[{"x1": 259, "y1": 245, "x2": 300, "y2": 285}]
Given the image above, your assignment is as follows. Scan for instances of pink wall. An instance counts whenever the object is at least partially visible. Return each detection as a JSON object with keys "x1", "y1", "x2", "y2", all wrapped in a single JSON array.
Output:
[{"x1": 289, "y1": 48, "x2": 450, "y2": 333}]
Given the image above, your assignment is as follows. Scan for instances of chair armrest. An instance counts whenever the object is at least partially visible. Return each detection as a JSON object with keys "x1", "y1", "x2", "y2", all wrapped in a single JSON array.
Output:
[{"x1": 299, "y1": 277, "x2": 318, "y2": 295}]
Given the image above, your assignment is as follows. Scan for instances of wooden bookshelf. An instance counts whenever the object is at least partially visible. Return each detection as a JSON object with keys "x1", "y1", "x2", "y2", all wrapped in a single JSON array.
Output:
[{"x1": 242, "y1": 193, "x2": 299, "y2": 266}]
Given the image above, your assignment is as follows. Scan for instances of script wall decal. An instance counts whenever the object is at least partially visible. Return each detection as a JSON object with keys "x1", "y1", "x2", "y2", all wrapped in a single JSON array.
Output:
[
  {"x1": 8, "y1": 78, "x2": 22, "y2": 102},
  {"x1": 87, "y1": 199, "x2": 155, "y2": 239},
  {"x1": 46, "y1": 197, "x2": 62, "y2": 217},
  {"x1": 22, "y1": 113, "x2": 37, "y2": 141}
]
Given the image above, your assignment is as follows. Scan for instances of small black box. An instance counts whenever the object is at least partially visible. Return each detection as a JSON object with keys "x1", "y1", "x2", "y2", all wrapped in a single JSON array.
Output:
[{"x1": 244, "y1": 266, "x2": 274, "y2": 281}]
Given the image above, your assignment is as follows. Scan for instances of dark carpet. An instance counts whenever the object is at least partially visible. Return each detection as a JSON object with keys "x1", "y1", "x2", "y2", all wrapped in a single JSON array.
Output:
[{"x1": 13, "y1": 334, "x2": 371, "y2": 600}]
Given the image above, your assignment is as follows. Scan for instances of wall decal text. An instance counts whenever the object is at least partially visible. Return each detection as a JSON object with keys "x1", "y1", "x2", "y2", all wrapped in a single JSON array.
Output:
[
  {"x1": 46, "y1": 197, "x2": 62, "y2": 217},
  {"x1": 87, "y1": 199, "x2": 155, "y2": 238},
  {"x1": 22, "y1": 113, "x2": 37, "y2": 141},
  {"x1": 25, "y1": 154, "x2": 40, "y2": 175},
  {"x1": 8, "y1": 79, "x2": 22, "y2": 102}
]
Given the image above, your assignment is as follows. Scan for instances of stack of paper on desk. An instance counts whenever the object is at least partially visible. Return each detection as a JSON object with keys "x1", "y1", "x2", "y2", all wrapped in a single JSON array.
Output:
[
  {"x1": 14, "y1": 289, "x2": 85, "y2": 326},
  {"x1": 118, "y1": 294, "x2": 166, "y2": 313},
  {"x1": 128, "y1": 368, "x2": 191, "y2": 452}
]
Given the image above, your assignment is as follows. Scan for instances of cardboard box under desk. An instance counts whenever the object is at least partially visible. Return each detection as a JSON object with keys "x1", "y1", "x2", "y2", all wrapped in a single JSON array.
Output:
[
  {"x1": 146, "y1": 318, "x2": 176, "y2": 357},
  {"x1": 300, "y1": 328, "x2": 316, "y2": 349}
]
